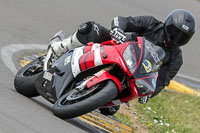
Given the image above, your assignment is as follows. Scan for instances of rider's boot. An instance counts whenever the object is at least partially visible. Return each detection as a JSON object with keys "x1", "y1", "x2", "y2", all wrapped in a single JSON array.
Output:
[
  {"x1": 61, "y1": 22, "x2": 97, "y2": 51},
  {"x1": 61, "y1": 32, "x2": 84, "y2": 51},
  {"x1": 49, "y1": 31, "x2": 84, "y2": 56},
  {"x1": 49, "y1": 22, "x2": 92, "y2": 55}
]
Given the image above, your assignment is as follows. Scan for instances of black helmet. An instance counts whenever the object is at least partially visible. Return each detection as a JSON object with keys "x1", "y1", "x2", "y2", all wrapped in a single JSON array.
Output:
[{"x1": 164, "y1": 9, "x2": 196, "y2": 48}]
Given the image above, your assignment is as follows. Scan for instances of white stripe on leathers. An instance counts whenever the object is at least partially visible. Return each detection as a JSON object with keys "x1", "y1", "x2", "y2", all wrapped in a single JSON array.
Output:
[
  {"x1": 94, "y1": 47, "x2": 103, "y2": 66},
  {"x1": 71, "y1": 46, "x2": 84, "y2": 77},
  {"x1": 71, "y1": 43, "x2": 102, "y2": 77},
  {"x1": 113, "y1": 17, "x2": 119, "y2": 26}
]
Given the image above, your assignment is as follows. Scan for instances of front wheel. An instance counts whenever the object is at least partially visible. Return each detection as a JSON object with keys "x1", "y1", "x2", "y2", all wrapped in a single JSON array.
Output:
[{"x1": 53, "y1": 80, "x2": 118, "y2": 119}]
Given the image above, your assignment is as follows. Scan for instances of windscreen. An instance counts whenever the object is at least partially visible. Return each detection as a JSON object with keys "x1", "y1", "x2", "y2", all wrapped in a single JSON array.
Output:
[
  {"x1": 141, "y1": 39, "x2": 165, "y2": 74},
  {"x1": 131, "y1": 38, "x2": 166, "y2": 96}
]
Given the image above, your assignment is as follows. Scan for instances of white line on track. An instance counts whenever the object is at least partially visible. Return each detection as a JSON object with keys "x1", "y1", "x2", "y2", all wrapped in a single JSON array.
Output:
[
  {"x1": 0, "y1": 44, "x2": 46, "y2": 74},
  {"x1": 176, "y1": 73, "x2": 200, "y2": 84}
]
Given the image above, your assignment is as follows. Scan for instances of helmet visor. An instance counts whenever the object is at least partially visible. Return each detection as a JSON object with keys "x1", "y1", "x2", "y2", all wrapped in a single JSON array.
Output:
[{"x1": 165, "y1": 25, "x2": 192, "y2": 46}]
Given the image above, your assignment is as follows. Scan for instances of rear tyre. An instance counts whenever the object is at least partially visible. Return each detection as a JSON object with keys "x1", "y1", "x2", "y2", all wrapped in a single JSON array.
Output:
[
  {"x1": 53, "y1": 80, "x2": 118, "y2": 119},
  {"x1": 14, "y1": 57, "x2": 43, "y2": 98}
]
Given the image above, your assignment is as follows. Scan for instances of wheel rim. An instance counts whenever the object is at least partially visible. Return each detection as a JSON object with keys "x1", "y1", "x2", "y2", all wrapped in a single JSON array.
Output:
[
  {"x1": 23, "y1": 66, "x2": 41, "y2": 76},
  {"x1": 66, "y1": 84, "x2": 99, "y2": 101},
  {"x1": 22, "y1": 60, "x2": 43, "y2": 77},
  {"x1": 58, "y1": 84, "x2": 103, "y2": 106}
]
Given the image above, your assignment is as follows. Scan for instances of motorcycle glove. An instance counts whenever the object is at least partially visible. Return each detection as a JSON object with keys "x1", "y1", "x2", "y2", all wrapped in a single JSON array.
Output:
[{"x1": 110, "y1": 28, "x2": 126, "y2": 44}]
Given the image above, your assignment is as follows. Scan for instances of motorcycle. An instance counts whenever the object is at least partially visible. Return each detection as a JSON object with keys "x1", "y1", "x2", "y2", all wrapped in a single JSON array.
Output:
[{"x1": 14, "y1": 34, "x2": 165, "y2": 119}]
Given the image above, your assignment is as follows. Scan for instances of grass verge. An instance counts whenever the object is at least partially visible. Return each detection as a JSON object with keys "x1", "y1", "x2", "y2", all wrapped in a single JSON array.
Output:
[
  {"x1": 115, "y1": 113, "x2": 136, "y2": 132},
  {"x1": 115, "y1": 90, "x2": 200, "y2": 133}
]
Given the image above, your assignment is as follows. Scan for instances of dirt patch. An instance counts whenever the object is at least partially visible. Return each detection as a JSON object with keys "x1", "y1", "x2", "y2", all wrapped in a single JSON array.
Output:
[{"x1": 118, "y1": 101, "x2": 149, "y2": 133}]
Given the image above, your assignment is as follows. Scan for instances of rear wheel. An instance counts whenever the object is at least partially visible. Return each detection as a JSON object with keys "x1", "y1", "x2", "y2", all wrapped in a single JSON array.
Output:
[
  {"x1": 53, "y1": 80, "x2": 118, "y2": 119},
  {"x1": 14, "y1": 57, "x2": 44, "y2": 97}
]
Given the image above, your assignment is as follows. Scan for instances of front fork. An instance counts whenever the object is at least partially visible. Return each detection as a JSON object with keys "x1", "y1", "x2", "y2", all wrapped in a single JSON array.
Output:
[{"x1": 86, "y1": 66, "x2": 122, "y2": 93}]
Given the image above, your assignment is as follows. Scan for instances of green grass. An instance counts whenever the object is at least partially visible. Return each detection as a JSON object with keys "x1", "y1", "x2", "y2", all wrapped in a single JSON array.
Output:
[
  {"x1": 116, "y1": 90, "x2": 200, "y2": 133},
  {"x1": 115, "y1": 113, "x2": 136, "y2": 132}
]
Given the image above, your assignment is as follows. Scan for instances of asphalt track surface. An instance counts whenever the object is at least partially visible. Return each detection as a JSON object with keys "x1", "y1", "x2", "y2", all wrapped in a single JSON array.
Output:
[{"x1": 0, "y1": 0, "x2": 199, "y2": 133}]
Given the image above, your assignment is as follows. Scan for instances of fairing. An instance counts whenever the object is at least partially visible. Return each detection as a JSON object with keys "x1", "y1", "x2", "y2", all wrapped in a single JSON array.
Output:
[
  {"x1": 53, "y1": 51, "x2": 74, "y2": 98},
  {"x1": 35, "y1": 37, "x2": 165, "y2": 105},
  {"x1": 131, "y1": 37, "x2": 165, "y2": 96},
  {"x1": 35, "y1": 51, "x2": 74, "y2": 100}
]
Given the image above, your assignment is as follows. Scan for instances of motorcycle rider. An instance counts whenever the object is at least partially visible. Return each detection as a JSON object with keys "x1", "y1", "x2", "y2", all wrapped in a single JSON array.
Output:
[{"x1": 49, "y1": 9, "x2": 196, "y2": 114}]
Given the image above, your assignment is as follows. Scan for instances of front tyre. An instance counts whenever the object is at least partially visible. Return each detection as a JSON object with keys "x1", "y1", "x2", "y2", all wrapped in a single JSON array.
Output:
[
  {"x1": 53, "y1": 80, "x2": 118, "y2": 119},
  {"x1": 14, "y1": 57, "x2": 44, "y2": 97}
]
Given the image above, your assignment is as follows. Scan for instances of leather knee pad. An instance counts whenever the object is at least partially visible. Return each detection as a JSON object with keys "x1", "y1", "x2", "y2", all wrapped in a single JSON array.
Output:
[
  {"x1": 76, "y1": 21, "x2": 110, "y2": 44},
  {"x1": 78, "y1": 22, "x2": 93, "y2": 34},
  {"x1": 76, "y1": 21, "x2": 94, "y2": 44}
]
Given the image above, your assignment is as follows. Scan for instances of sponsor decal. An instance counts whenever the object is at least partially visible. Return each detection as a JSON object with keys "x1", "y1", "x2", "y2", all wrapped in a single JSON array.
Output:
[
  {"x1": 43, "y1": 71, "x2": 53, "y2": 81},
  {"x1": 182, "y1": 24, "x2": 189, "y2": 31},
  {"x1": 114, "y1": 17, "x2": 119, "y2": 26},
  {"x1": 142, "y1": 59, "x2": 152, "y2": 73},
  {"x1": 145, "y1": 41, "x2": 160, "y2": 63},
  {"x1": 64, "y1": 55, "x2": 71, "y2": 66},
  {"x1": 93, "y1": 24, "x2": 100, "y2": 36}
]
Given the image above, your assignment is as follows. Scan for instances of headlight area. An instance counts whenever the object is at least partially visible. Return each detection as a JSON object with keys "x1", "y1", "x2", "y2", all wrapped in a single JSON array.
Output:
[
  {"x1": 134, "y1": 79, "x2": 155, "y2": 95},
  {"x1": 122, "y1": 44, "x2": 137, "y2": 74}
]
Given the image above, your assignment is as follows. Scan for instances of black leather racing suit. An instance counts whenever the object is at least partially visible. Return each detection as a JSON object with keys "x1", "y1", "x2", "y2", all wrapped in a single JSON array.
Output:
[
  {"x1": 111, "y1": 16, "x2": 183, "y2": 97},
  {"x1": 76, "y1": 16, "x2": 183, "y2": 98}
]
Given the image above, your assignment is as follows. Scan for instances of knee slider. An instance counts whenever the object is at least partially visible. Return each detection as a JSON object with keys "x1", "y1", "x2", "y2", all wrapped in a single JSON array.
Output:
[{"x1": 78, "y1": 21, "x2": 93, "y2": 34}]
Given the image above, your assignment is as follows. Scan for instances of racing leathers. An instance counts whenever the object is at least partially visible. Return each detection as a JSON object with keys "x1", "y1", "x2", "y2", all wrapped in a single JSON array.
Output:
[{"x1": 49, "y1": 22, "x2": 111, "y2": 57}]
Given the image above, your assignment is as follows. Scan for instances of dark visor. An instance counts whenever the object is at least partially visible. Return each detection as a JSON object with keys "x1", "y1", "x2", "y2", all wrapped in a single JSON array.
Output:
[{"x1": 165, "y1": 25, "x2": 192, "y2": 45}]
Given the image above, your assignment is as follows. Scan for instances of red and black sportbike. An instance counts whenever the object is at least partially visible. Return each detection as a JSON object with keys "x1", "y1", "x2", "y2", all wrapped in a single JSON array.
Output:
[{"x1": 14, "y1": 37, "x2": 165, "y2": 119}]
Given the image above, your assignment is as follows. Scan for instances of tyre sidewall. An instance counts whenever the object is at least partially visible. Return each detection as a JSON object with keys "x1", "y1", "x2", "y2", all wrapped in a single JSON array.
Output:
[
  {"x1": 53, "y1": 80, "x2": 118, "y2": 119},
  {"x1": 14, "y1": 58, "x2": 41, "y2": 97}
]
